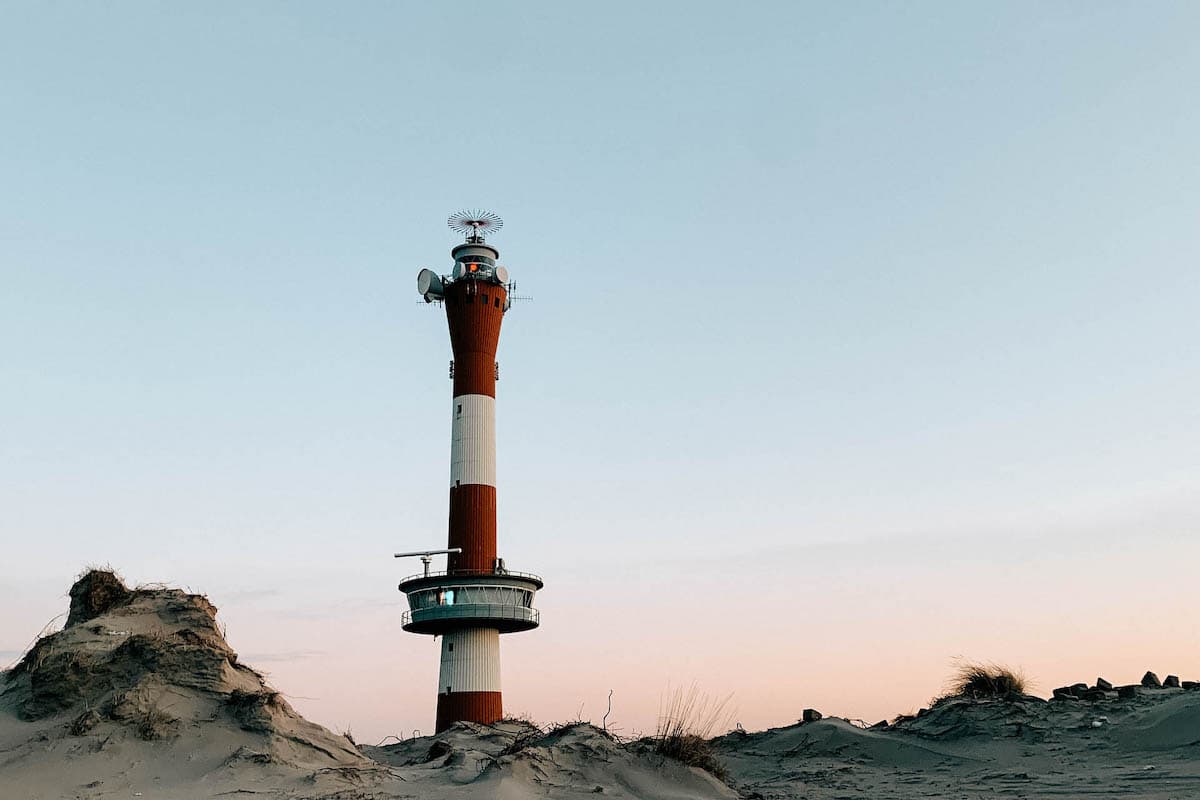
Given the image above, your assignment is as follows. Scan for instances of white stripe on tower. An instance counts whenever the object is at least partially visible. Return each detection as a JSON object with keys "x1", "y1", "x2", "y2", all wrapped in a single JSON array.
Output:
[
  {"x1": 449, "y1": 394, "x2": 496, "y2": 488},
  {"x1": 438, "y1": 628, "x2": 501, "y2": 693}
]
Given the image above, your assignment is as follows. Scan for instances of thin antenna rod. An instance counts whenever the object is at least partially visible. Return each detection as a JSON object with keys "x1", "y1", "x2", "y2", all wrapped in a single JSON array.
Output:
[{"x1": 394, "y1": 547, "x2": 463, "y2": 577}]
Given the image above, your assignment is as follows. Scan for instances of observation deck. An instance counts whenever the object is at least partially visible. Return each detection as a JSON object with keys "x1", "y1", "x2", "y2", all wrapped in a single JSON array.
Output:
[{"x1": 398, "y1": 569, "x2": 542, "y2": 635}]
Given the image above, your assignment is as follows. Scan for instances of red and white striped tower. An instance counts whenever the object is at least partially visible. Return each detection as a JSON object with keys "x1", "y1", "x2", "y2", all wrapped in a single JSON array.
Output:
[{"x1": 399, "y1": 211, "x2": 541, "y2": 733}]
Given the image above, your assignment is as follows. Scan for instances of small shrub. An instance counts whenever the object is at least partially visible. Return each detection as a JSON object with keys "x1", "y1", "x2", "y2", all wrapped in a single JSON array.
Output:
[
  {"x1": 136, "y1": 705, "x2": 179, "y2": 740},
  {"x1": 936, "y1": 660, "x2": 1028, "y2": 704},
  {"x1": 656, "y1": 733, "x2": 727, "y2": 780},
  {"x1": 69, "y1": 708, "x2": 101, "y2": 736},
  {"x1": 67, "y1": 569, "x2": 132, "y2": 627},
  {"x1": 498, "y1": 725, "x2": 545, "y2": 756},
  {"x1": 499, "y1": 711, "x2": 538, "y2": 726},
  {"x1": 653, "y1": 684, "x2": 733, "y2": 781},
  {"x1": 105, "y1": 689, "x2": 179, "y2": 740},
  {"x1": 544, "y1": 718, "x2": 588, "y2": 737},
  {"x1": 225, "y1": 688, "x2": 283, "y2": 732}
]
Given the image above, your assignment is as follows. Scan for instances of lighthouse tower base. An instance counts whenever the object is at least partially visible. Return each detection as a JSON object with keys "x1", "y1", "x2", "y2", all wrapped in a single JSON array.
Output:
[{"x1": 435, "y1": 627, "x2": 502, "y2": 731}]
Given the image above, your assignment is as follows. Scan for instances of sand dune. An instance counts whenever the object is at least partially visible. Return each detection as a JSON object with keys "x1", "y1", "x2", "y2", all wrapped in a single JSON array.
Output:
[
  {"x1": 0, "y1": 572, "x2": 735, "y2": 799},
  {"x1": 2, "y1": 571, "x2": 1197, "y2": 799},
  {"x1": 717, "y1": 692, "x2": 1200, "y2": 798}
]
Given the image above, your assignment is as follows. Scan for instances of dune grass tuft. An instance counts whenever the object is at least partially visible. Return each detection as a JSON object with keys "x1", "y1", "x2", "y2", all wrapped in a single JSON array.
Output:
[
  {"x1": 652, "y1": 684, "x2": 733, "y2": 782},
  {"x1": 936, "y1": 660, "x2": 1028, "y2": 704}
]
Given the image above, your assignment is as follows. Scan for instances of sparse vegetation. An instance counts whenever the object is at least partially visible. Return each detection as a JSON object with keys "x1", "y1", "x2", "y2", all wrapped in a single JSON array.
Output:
[
  {"x1": 105, "y1": 689, "x2": 180, "y2": 740},
  {"x1": 135, "y1": 704, "x2": 180, "y2": 741},
  {"x1": 934, "y1": 660, "x2": 1028, "y2": 705},
  {"x1": 651, "y1": 684, "x2": 734, "y2": 781},
  {"x1": 225, "y1": 688, "x2": 285, "y2": 732},
  {"x1": 498, "y1": 724, "x2": 547, "y2": 756},
  {"x1": 67, "y1": 568, "x2": 132, "y2": 627},
  {"x1": 498, "y1": 711, "x2": 538, "y2": 726},
  {"x1": 68, "y1": 708, "x2": 101, "y2": 736}
]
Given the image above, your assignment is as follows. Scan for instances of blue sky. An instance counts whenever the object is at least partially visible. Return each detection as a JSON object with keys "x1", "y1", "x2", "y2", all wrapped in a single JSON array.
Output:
[{"x1": 2, "y1": 2, "x2": 1198, "y2": 738}]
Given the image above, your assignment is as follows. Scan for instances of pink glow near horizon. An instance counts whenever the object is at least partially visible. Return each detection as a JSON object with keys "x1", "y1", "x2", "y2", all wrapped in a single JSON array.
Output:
[
  {"x1": 2, "y1": 492, "x2": 1196, "y2": 744},
  {"x1": 197, "y1": 512, "x2": 1200, "y2": 741}
]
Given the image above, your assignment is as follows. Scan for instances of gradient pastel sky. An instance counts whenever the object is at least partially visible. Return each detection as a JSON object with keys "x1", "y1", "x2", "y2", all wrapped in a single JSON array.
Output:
[{"x1": 2, "y1": 2, "x2": 1199, "y2": 741}]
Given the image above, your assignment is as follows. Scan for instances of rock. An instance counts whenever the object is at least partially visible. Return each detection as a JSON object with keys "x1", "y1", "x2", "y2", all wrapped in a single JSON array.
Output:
[
  {"x1": 1052, "y1": 687, "x2": 1077, "y2": 700},
  {"x1": 871, "y1": 719, "x2": 889, "y2": 729},
  {"x1": 1069, "y1": 683, "x2": 1089, "y2": 698},
  {"x1": 1118, "y1": 685, "x2": 1139, "y2": 699},
  {"x1": 1083, "y1": 689, "x2": 1116, "y2": 702},
  {"x1": 1163, "y1": 675, "x2": 1181, "y2": 688},
  {"x1": 1095, "y1": 677, "x2": 1113, "y2": 691},
  {"x1": 1182, "y1": 681, "x2": 1199, "y2": 691},
  {"x1": 801, "y1": 708, "x2": 822, "y2": 723},
  {"x1": 1142, "y1": 671, "x2": 1162, "y2": 688}
]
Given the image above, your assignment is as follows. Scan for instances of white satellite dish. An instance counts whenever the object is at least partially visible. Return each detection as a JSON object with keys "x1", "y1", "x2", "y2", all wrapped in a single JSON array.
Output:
[
  {"x1": 417, "y1": 268, "x2": 444, "y2": 298},
  {"x1": 495, "y1": 266, "x2": 509, "y2": 284}
]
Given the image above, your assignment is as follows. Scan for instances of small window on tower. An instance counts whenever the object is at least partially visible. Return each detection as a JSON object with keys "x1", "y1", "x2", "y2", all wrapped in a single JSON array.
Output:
[
  {"x1": 494, "y1": 297, "x2": 500, "y2": 308},
  {"x1": 457, "y1": 404, "x2": 462, "y2": 415},
  {"x1": 448, "y1": 643, "x2": 454, "y2": 652},
  {"x1": 481, "y1": 294, "x2": 489, "y2": 305}
]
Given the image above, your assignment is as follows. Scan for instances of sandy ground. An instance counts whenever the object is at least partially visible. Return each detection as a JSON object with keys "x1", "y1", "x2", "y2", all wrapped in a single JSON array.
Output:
[
  {"x1": 716, "y1": 690, "x2": 1200, "y2": 799},
  {"x1": 2, "y1": 572, "x2": 1197, "y2": 799}
]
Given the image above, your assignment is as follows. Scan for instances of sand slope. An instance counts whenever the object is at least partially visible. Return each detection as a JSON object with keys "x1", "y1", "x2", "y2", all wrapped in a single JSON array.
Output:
[
  {"x1": 367, "y1": 721, "x2": 737, "y2": 799},
  {"x1": 0, "y1": 572, "x2": 735, "y2": 799},
  {"x1": 716, "y1": 691, "x2": 1200, "y2": 798},
  {"x1": 0, "y1": 572, "x2": 382, "y2": 799}
]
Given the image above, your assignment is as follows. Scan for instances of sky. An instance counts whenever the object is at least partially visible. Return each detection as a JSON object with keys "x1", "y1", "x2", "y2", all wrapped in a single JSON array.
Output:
[{"x1": 1, "y1": 2, "x2": 1198, "y2": 741}]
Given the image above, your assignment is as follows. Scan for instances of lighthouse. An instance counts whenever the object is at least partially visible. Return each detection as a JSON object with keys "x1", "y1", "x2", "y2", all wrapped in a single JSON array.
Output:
[{"x1": 397, "y1": 211, "x2": 541, "y2": 733}]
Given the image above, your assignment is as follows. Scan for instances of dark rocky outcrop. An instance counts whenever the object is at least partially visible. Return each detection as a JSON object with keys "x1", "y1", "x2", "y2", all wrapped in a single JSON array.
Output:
[{"x1": 65, "y1": 569, "x2": 133, "y2": 627}]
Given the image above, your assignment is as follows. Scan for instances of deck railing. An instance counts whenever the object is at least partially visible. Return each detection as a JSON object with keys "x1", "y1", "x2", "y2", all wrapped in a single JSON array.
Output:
[
  {"x1": 398, "y1": 569, "x2": 543, "y2": 585},
  {"x1": 401, "y1": 604, "x2": 539, "y2": 627}
]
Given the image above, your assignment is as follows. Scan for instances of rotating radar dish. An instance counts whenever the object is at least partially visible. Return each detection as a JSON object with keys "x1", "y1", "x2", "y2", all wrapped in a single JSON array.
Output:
[{"x1": 448, "y1": 209, "x2": 503, "y2": 241}]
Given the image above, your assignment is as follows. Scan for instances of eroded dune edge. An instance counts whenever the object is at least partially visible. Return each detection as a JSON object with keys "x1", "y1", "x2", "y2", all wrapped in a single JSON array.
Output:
[{"x1": 2, "y1": 571, "x2": 1196, "y2": 799}]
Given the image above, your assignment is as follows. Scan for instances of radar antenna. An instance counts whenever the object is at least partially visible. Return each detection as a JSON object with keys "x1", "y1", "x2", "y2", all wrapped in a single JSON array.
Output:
[
  {"x1": 448, "y1": 209, "x2": 503, "y2": 242},
  {"x1": 394, "y1": 547, "x2": 463, "y2": 577}
]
